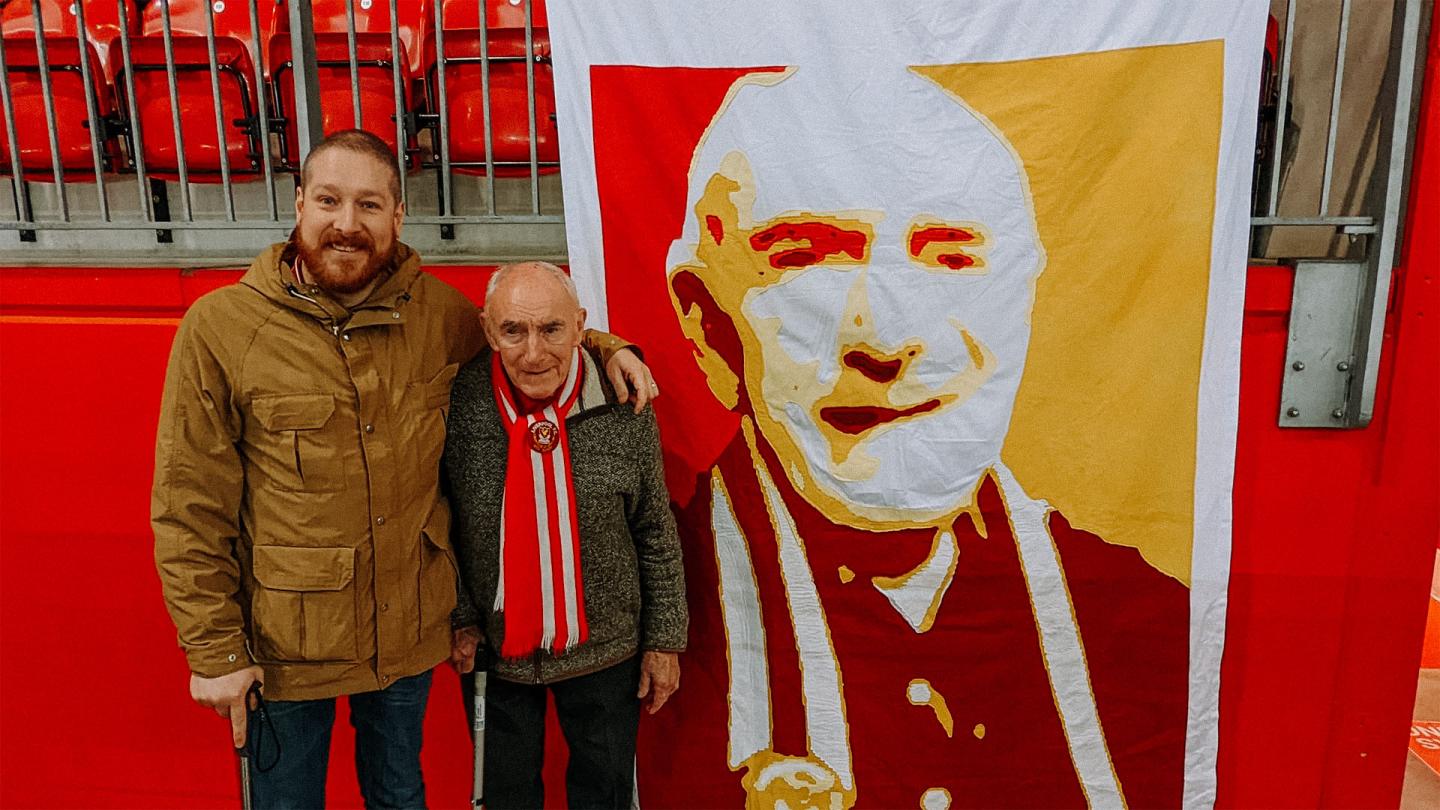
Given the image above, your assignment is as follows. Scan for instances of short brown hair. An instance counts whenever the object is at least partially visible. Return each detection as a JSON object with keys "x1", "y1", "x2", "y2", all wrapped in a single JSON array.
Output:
[{"x1": 300, "y1": 129, "x2": 403, "y2": 202}]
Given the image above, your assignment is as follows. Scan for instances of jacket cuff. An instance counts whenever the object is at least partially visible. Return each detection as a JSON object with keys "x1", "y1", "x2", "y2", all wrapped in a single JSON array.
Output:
[
  {"x1": 186, "y1": 639, "x2": 254, "y2": 678},
  {"x1": 581, "y1": 329, "x2": 643, "y2": 365},
  {"x1": 451, "y1": 602, "x2": 482, "y2": 631},
  {"x1": 641, "y1": 627, "x2": 687, "y2": 653}
]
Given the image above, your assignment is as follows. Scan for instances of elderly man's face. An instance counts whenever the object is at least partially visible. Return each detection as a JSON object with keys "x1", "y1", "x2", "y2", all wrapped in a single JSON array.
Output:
[
  {"x1": 669, "y1": 86, "x2": 1043, "y2": 527},
  {"x1": 484, "y1": 265, "x2": 587, "y2": 400}
]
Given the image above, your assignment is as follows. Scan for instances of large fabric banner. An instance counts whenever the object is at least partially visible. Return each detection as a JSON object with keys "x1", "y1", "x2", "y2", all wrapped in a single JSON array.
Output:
[{"x1": 549, "y1": 2, "x2": 1264, "y2": 807}]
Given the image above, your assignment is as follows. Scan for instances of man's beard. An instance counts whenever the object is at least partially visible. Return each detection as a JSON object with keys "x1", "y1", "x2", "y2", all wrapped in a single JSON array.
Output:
[{"x1": 294, "y1": 229, "x2": 397, "y2": 296}]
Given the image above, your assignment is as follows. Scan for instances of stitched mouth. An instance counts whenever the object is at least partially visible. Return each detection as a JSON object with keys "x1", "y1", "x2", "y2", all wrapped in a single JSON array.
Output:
[
  {"x1": 818, "y1": 399, "x2": 943, "y2": 435},
  {"x1": 842, "y1": 350, "x2": 903, "y2": 383}
]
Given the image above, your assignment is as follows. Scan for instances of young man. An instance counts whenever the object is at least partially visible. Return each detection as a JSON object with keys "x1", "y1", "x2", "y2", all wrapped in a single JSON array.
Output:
[{"x1": 152, "y1": 130, "x2": 655, "y2": 807}]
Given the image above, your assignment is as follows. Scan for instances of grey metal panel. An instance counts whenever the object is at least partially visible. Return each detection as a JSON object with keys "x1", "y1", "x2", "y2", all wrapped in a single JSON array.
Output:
[
  {"x1": 1354, "y1": 0, "x2": 1429, "y2": 426},
  {"x1": 386, "y1": 0, "x2": 407, "y2": 204},
  {"x1": 202, "y1": 0, "x2": 237, "y2": 221},
  {"x1": 71, "y1": 0, "x2": 109, "y2": 220},
  {"x1": 523, "y1": 0, "x2": 540, "y2": 214},
  {"x1": 345, "y1": 0, "x2": 363, "y2": 128},
  {"x1": 0, "y1": 34, "x2": 31, "y2": 224},
  {"x1": 1319, "y1": 0, "x2": 1353, "y2": 215},
  {"x1": 479, "y1": 0, "x2": 496, "y2": 213},
  {"x1": 434, "y1": 0, "x2": 454, "y2": 217},
  {"x1": 28, "y1": 0, "x2": 69, "y2": 219},
  {"x1": 246, "y1": 0, "x2": 278, "y2": 221},
  {"x1": 288, "y1": 0, "x2": 325, "y2": 163},
  {"x1": 1267, "y1": 0, "x2": 1297, "y2": 217},
  {"x1": 1250, "y1": 215, "x2": 1376, "y2": 234},
  {"x1": 158, "y1": 0, "x2": 194, "y2": 220},
  {"x1": 1279, "y1": 260, "x2": 1364, "y2": 427},
  {"x1": 114, "y1": 0, "x2": 153, "y2": 220}
]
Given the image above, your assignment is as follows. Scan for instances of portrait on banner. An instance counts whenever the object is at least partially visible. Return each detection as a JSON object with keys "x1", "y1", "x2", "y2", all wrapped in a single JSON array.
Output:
[{"x1": 574, "y1": 30, "x2": 1238, "y2": 809}]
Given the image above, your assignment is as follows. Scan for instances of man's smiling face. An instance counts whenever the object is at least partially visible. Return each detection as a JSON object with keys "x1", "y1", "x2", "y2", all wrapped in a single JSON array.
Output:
[
  {"x1": 294, "y1": 147, "x2": 404, "y2": 296},
  {"x1": 668, "y1": 69, "x2": 1045, "y2": 527}
]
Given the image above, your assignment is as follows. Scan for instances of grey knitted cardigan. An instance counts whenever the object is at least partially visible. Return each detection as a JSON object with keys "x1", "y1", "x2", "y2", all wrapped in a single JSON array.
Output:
[{"x1": 443, "y1": 346, "x2": 688, "y2": 684}]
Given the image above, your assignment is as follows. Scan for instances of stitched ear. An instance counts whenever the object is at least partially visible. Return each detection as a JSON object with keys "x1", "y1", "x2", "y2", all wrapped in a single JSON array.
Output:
[{"x1": 669, "y1": 269, "x2": 743, "y2": 412}]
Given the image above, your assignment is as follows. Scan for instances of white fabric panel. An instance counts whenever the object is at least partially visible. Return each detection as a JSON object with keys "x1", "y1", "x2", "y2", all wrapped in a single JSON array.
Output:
[{"x1": 710, "y1": 471, "x2": 773, "y2": 768}]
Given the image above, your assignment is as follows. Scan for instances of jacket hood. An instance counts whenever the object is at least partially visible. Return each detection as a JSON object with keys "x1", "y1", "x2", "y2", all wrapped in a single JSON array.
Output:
[{"x1": 240, "y1": 241, "x2": 425, "y2": 324}]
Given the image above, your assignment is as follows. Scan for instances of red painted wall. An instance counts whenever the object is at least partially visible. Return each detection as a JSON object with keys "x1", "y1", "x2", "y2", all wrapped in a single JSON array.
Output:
[{"x1": 1, "y1": 29, "x2": 1436, "y2": 810}]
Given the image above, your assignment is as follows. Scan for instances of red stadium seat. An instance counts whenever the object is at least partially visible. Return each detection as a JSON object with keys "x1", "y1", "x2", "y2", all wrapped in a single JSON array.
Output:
[
  {"x1": 451, "y1": 0, "x2": 547, "y2": 29},
  {"x1": 1, "y1": 0, "x2": 132, "y2": 72},
  {"x1": 113, "y1": 0, "x2": 278, "y2": 181},
  {"x1": 270, "y1": 0, "x2": 425, "y2": 170},
  {"x1": 427, "y1": 0, "x2": 557, "y2": 176},
  {"x1": 288, "y1": 0, "x2": 429, "y2": 78},
  {"x1": 0, "y1": 1, "x2": 123, "y2": 180}
]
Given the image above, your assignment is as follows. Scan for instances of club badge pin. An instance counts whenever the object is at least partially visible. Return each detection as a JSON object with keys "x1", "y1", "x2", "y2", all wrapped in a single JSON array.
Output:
[{"x1": 528, "y1": 420, "x2": 559, "y2": 453}]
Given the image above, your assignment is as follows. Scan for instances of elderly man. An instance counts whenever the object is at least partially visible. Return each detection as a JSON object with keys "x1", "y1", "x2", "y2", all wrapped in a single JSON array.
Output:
[
  {"x1": 444, "y1": 261, "x2": 687, "y2": 810},
  {"x1": 640, "y1": 68, "x2": 1190, "y2": 809},
  {"x1": 152, "y1": 130, "x2": 656, "y2": 808}
]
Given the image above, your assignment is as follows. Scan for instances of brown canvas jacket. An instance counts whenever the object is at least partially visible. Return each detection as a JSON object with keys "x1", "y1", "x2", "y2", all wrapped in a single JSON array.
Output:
[{"x1": 152, "y1": 243, "x2": 629, "y2": 700}]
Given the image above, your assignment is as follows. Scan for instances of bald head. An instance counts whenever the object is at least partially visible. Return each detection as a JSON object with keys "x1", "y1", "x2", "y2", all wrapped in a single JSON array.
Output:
[
  {"x1": 486, "y1": 261, "x2": 580, "y2": 308},
  {"x1": 483, "y1": 261, "x2": 588, "y2": 400}
]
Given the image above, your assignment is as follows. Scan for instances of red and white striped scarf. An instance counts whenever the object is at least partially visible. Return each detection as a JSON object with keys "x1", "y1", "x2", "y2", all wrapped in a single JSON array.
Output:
[{"x1": 491, "y1": 348, "x2": 589, "y2": 659}]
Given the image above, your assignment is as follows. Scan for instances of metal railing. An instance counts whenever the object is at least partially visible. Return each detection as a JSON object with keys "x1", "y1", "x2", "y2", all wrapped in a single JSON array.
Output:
[
  {"x1": 1255, "y1": 0, "x2": 1431, "y2": 429},
  {"x1": 1, "y1": 1, "x2": 1431, "y2": 279},
  {"x1": 0, "y1": 0, "x2": 565, "y2": 262}
]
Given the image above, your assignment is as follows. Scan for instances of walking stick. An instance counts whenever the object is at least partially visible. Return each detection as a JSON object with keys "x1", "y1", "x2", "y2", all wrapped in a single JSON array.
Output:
[
  {"x1": 471, "y1": 656, "x2": 488, "y2": 809},
  {"x1": 236, "y1": 681, "x2": 264, "y2": 810},
  {"x1": 237, "y1": 743, "x2": 253, "y2": 810}
]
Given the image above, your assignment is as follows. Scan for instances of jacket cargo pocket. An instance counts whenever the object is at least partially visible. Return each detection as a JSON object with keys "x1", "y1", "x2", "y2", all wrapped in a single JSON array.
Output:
[
  {"x1": 418, "y1": 508, "x2": 459, "y2": 639},
  {"x1": 252, "y1": 393, "x2": 346, "y2": 493},
  {"x1": 251, "y1": 545, "x2": 358, "y2": 663}
]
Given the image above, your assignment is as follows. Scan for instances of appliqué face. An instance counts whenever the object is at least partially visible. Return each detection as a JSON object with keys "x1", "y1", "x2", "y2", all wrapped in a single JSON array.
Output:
[{"x1": 529, "y1": 419, "x2": 560, "y2": 453}]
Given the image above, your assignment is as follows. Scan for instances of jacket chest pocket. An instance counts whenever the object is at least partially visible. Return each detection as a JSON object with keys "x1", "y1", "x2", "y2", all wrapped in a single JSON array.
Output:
[
  {"x1": 250, "y1": 545, "x2": 358, "y2": 663},
  {"x1": 403, "y1": 363, "x2": 459, "y2": 474},
  {"x1": 251, "y1": 393, "x2": 346, "y2": 493}
]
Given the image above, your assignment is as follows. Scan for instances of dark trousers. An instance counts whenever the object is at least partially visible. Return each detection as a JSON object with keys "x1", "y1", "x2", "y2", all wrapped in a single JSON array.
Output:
[
  {"x1": 463, "y1": 656, "x2": 641, "y2": 810},
  {"x1": 248, "y1": 670, "x2": 431, "y2": 810}
]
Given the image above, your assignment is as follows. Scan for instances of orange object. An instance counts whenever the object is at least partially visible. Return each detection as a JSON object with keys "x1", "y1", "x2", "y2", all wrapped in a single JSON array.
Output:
[{"x1": 1411, "y1": 722, "x2": 1440, "y2": 777}]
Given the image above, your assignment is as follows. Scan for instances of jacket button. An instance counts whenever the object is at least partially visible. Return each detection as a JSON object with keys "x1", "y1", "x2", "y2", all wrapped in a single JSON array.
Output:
[
  {"x1": 381, "y1": 674, "x2": 391, "y2": 684},
  {"x1": 364, "y1": 424, "x2": 374, "y2": 434},
  {"x1": 375, "y1": 516, "x2": 386, "y2": 525},
  {"x1": 227, "y1": 654, "x2": 237, "y2": 663},
  {"x1": 342, "y1": 333, "x2": 352, "y2": 342},
  {"x1": 381, "y1": 602, "x2": 389, "y2": 612},
  {"x1": 391, "y1": 311, "x2": 400, "y2": 319}
]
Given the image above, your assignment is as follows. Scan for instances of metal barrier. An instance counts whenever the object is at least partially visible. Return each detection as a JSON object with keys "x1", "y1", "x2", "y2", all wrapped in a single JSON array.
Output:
[
  {"x1": 1255, "y1": 0, "x2": 1431, "y2": 429},
  {"x1": 0, "y1": 0, "x2": 1431, "y2": 356},
  {"x1": 0, "y1": 0, "x2": 565, "y2": 261}
]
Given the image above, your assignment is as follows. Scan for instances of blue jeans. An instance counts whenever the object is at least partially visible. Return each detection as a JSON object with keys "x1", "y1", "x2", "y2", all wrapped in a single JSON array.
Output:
[{"x1": 248, "y1": 670, "x2": 431, "y2": 810}]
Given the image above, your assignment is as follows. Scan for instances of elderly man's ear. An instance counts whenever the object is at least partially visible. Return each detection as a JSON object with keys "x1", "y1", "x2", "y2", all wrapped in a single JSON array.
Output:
[{"x1": 478, "y1": 308, "x2": 500, "y2": 351}]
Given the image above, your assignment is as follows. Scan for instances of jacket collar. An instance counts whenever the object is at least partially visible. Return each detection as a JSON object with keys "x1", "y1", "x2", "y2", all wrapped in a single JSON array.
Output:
[{"x1": 241, "y1": 241, "x2": 424, "y2": 328}]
